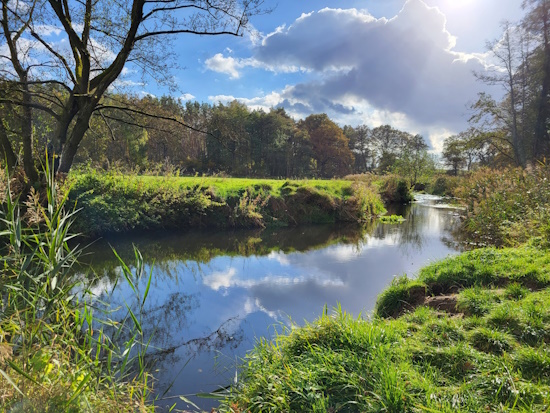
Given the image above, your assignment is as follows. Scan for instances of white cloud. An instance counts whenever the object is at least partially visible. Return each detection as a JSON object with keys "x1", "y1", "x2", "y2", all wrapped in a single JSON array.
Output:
[
  {"x1": 111, "y1": 79, "x2": 145, "y2": 88},
  {"x1": 205, "y1": 53, "x2": 304, "y2": 79},
  {"x1": 205, "y1": 53, "x2": 241, "y2": 79},
  {"x1": 208, "y1": 91, "x2": 284, "y2": 111},
  {"x1": 204, "y1": 0, "x2": 498, "y2": 145},
  {"x1": 34, "y1": 25, "x2": 63, "y2": 37},
  {"x1": 180, "y1": 93, "x2": 196, "y2": 101},
  {"x1": 139, "y1": 90, "x2": 156, "y2": 98}
]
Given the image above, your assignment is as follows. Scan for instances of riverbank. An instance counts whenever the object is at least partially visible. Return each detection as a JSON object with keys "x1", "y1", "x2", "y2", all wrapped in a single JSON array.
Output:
[
  {"x1": 67, "y1": 172, "x2": 385, "y2": 235},
  {"x1": 220, "y1": 244, "x2": 550, "y2": 412}
]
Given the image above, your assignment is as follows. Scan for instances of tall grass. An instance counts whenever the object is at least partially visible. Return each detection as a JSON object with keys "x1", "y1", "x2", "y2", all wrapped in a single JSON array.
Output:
[
  {"x1": 455, "y1": 164, "x2": 550, "y2": 246},
  {"x1": 0, "y1": 162, "x2": 154, "y2": 412}
]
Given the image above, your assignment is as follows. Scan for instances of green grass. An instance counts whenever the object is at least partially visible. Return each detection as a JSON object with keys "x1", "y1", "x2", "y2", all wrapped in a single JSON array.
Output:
[
  {"x1": 67, "y1": 171, "x2": 386, "y2": 235},
  {"x1": 222, "y1": 246, "x2": 550, "y2": 412},
  {"x1": 136, "y1": 175, "x2": 355, "y2": 198},
  {"x1": 222, "y1": 293, "x2": 550, "y2": 412},
  {"x1": 379, "y1": 214, "x2": 405, "y2": 224},
  {"x1": 375, "y1": 245, "x2": 550, "y2": 318}
]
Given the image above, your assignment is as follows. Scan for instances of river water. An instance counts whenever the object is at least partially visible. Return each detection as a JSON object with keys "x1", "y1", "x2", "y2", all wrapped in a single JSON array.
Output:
[{"x1": 83, "y1": 194, "x2": 463, "y2": 411}]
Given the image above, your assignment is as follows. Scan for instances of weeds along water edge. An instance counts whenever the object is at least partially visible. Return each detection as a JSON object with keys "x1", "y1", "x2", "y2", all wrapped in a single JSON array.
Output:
[{"x1": 0, "y1": 163, "x2": 157, "y2": 412}]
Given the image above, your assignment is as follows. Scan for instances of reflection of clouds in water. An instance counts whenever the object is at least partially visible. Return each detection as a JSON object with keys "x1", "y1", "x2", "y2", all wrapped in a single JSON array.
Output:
[
  {"x1": 364, "y1": 235, "x2": 400, "y2": 248},
  {"x1": 87, "y1": 276, "x2": 114, "y2": 297},
  {"x1": 202, "y1": 266, "x2": 345, "y2": 292},
  {"x1": 202, "y1": 267, "x2": 238, "y2": 291},
  {"x1": 244, "y1": 297, "x2": 280, "y2": 321},
  {"x1": 322, "y1": 236, "x2": 404, "y2": 262},
  {"x1": 266, "y1": 250, "x2": 290, "y2": 266},
  {"x1": 323, "y1": 244, "x2": 360, "y2": 262}
]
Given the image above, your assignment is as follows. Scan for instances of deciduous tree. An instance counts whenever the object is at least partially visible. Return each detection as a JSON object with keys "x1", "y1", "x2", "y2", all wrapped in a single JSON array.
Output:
[{"x1": 0, "y1": 0, "x2": 267, "y2": 178}]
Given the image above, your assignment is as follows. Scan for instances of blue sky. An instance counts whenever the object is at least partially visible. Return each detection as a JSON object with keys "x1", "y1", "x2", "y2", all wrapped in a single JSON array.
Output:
[
  {"x1": 126, "y1": 0, "x2": 523, "y2": 151},
  {"x1": 12, "y1": 0, "x2": 525, "y2": 152}
]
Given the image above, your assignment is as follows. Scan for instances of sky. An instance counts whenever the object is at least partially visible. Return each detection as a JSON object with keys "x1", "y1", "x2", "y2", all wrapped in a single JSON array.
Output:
[
  {"x1": 134, "y1": 0, "x2": 524, "y2": 152},
  {"x1": 7, "y1": 0, "x2": 526, "y2": 152}
]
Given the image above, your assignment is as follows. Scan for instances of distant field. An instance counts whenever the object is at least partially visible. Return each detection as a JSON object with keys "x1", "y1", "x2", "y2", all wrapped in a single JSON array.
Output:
[{"x1": 136, "y1": 175, "x2": 356, "y2": 198}]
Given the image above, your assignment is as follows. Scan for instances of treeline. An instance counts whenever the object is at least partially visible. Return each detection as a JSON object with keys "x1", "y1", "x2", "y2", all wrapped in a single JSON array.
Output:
[
  {"x1": 16, "y1": 91, "x2": 434, "y2": 179},
  {"x1": 442, "y1": 0, "x2": 550, "y2": 172},
  {"x1": 80, "y1": 97, "x2": 435, "y2": 180}
]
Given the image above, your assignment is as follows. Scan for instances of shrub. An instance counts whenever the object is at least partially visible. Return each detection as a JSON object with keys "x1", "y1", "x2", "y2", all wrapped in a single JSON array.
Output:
[
  {"x1": 379, "y1": 175, "x2": 413, "y2": 204},
  {"x1": 428, "y1": 175, "x2": 460, "y2": 197},
  {"x1": 455, "y1": 165, "x2": 550, "y2": 246}
]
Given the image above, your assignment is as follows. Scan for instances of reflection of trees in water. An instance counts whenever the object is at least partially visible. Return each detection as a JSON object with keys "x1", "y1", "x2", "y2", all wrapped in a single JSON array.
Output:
[
  {"x1": 371, "y1": 203, "x2": 462, "y2": 255},
  {"x1": 78, "y1": 223, "x2": 377, "y2": 283},
  {"x1": 97, "y1": 284, "x2": 244, "y2": 382},
  {"x1": 142, "y1": 292, "x2": 198, "y2": 347},
  {"x1": 147, "y1": 316, "x2": 244, "y2": 370}
]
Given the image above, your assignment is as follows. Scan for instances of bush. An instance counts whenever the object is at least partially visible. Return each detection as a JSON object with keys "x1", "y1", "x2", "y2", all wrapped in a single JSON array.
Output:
[
  {"x1": 379, "y1": 175, "x2": 413, "y2": 204},
  {"x1": 429, "y1": 175, "x2": 460, "y2": 196},
  {"x1": 455, "y1": 165, "x2": 550, "y2": 246}
]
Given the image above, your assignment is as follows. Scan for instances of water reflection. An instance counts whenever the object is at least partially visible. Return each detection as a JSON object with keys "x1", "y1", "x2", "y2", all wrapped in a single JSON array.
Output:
[{"x1": 83, "y1": 198, "x2": 462, "y2": 411}]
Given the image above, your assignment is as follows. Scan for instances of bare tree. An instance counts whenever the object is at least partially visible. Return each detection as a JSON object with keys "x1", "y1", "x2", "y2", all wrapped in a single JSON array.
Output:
[
  {"x1": 472, "y1": 21, "x2": 530, "y2": 167},
  {"x1": 0, "y1": 0, "x2": 268, "y2": 177}
]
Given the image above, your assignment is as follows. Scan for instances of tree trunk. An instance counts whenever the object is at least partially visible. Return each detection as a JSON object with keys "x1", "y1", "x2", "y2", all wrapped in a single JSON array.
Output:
[
  {"x1": 21, "y1": 84, "x2": 38, "y2": 182},
  {"x1": 57, "y1": 101, "x2": 95, "y2": 173},
  {"x1": 534, "y1": 6, "x2": 550, "y2": 160},
  {"x1": 0, "y1": 117, "x2": 17, "y2": 171}
]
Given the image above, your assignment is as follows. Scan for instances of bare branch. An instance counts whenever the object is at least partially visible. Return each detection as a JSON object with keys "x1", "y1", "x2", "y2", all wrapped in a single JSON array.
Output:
[
  {"x1": 0, "y1": 98, "x2": 60, "y2": 119},
  {"x1": 97, "y1": 109, "x2": 116, "y2": 141},
  {"x1": 135, "y1": 29, "x2": 242, "y2": 42},
  {"x1": 30, "y1": 30, "x2": 78, "y2": 86},
  {"x1": 95, "y1": 104, "x2": 214, "y2": 137}
]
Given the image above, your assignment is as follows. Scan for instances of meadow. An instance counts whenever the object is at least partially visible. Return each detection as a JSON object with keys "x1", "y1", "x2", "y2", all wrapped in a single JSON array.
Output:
[{"x1": 68, "y1": 171, "x2": 385, "y2": 235}]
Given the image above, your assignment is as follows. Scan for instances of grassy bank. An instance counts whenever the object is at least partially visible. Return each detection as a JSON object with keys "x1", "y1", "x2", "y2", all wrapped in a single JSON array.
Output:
[
  {"x1": 221, "y1": 245, "x2": 550, "y2": 412},
  {"x1": 67, "y1": 171, "x2": 385, "y2": 235}
]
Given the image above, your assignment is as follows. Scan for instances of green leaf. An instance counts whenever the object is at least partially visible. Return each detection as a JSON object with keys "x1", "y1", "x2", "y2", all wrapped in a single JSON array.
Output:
[
  {"x1": 67, "y1": 371, "x2": 93, "y2": 405},
  {"x1": 126, "y1": 304, "x2": 142, "y2": 334},
  {"x1": 0, "y1": 368, "x2": 24, "y2": 396},
  {"x1": 179, "y1": 396, "x2": 200, "y2": 409}
]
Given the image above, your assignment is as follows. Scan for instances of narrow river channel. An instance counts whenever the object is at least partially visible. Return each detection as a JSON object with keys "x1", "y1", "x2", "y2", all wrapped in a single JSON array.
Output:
[{"x1": 82, "y1": 194, "x2": 463, "y2": 411}]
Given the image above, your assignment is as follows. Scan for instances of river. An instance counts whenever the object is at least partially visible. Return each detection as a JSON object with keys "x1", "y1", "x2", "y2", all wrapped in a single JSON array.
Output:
[{"x1": 82, "y1": 194, "x2": 463, "y2": 411}]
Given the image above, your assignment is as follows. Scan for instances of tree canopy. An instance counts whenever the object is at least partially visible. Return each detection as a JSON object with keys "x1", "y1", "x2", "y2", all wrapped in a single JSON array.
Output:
[{"x1": 0, "y1": 0, "x2": 267, "y2": 179}]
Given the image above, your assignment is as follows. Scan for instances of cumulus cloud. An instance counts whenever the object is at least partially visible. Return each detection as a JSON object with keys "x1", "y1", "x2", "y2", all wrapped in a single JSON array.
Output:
[
  {"x1": 208, "y1": 90, "x2": 284, "y2": 111},
  {"x1": 204, "y1": 0, "x2": 496, "y2": 150},
  {"x1": 180, "y1": 93, "x2": 196, "y2": 101},
  {"x1": 260, "y1": 1, "x2": 484, "y2": 127},
  {"x1": 205, "y1": 54, "x2": 305, "y2": 79},
  {"x1": 205, "y1": 53, "x2": 242, "y2": 79}
]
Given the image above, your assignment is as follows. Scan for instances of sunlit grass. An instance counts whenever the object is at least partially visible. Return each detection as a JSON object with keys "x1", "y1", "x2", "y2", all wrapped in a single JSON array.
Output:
[{"x1": 68, "y1": 171, "x2": 385, "y2": 235}]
